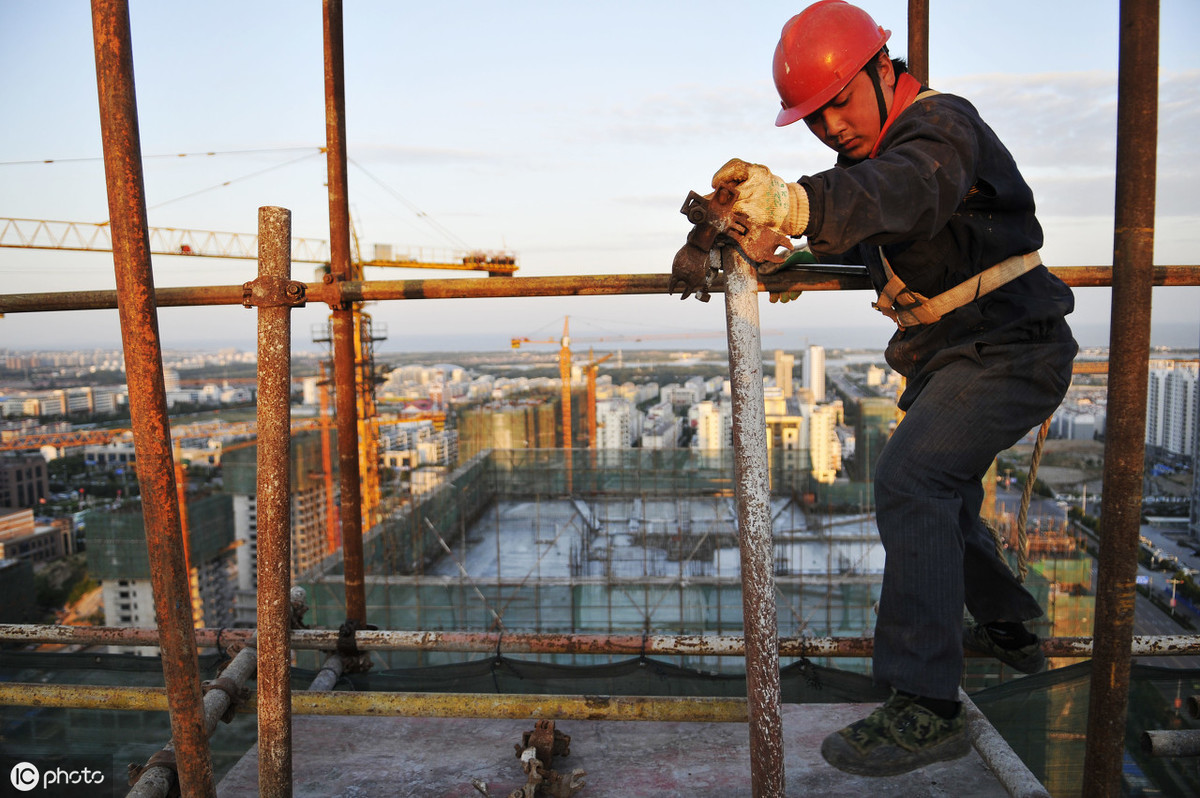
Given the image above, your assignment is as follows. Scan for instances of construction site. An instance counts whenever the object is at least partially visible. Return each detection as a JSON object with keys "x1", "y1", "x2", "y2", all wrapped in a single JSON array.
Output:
[{"x1": 1, "y1": 1, "x2": 1199, "y2": 797}]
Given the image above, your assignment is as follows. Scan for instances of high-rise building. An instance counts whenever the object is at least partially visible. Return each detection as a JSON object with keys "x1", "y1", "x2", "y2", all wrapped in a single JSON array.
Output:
[
  {"x1": 807, "y1": 402, "x2": 843, "y2": 484},
  {"x1": 851, "y1": 396, "x2": 897, "y2": 483},
  {"x1": 693, "y1": 401, "x2": 732, "y2": 451},
  {"x1": 774, "y1": 350, "x2": 795, "y2": 398},
  {"x1": 596, "y1": 399, "x2": 639, "y2": 449},
  {"x1": 803, "y1": 345, "x2": 826, "y2": 403},
  {"x1": 222, "y1": 432, "x2": 338, "y2": 624},
  {"x1": 1146, "y1": 362, "x2": 1198, "y2": 457},
  {"x1": 85, "y1": 493, "x2": 237, "y2": 650}
]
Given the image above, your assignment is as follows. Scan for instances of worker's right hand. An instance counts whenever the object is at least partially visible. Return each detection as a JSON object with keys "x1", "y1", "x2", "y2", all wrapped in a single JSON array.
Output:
[{"x1": 712, "y1": 159, "x2": 810, "y2": 236}]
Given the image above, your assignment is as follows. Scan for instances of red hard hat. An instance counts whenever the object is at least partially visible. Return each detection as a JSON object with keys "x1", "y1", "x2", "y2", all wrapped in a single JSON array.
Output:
[{"x1": 773, "y1": 0, "x2": 891, "y2": 127}]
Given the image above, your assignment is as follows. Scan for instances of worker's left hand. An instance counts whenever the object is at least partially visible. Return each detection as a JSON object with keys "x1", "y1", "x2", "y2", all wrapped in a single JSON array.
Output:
[{"x1": 712, "y1": 159, "x2": 809, "y2": 236}]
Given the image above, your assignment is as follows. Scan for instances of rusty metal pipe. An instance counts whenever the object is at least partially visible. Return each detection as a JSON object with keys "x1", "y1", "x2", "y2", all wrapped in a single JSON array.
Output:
[
  {"x1": 1083, "y1": 1, "x2": 1159, "y2": 795},
  {"x1": 127, "y1": 646, "x2": 259, "y2": 798},
  {"x1": 722, "y1": 247, "x2": 784, "y2": 797},
  {"x1": 254, "y1": 206, "x2": 295, "y2": 798},
  {"x1": 331, "y1": 310, "x2": 366, "y2": 623},
  {"x1": 0, "y1": 683, "x2": 749, "y2": 723},
  {"x1": 906, "y1": 0, "x2": 929, "y2": 84},
  {"x1": 2, "y1": 266, "x2": 1199, "y2": 314},
  {"x1": 89, "y1": 2, "x2": 214, "y2": 795},
  {"x1": 323, "y1": 0, "x2": 367, "y2": 626},
  {"x1": 1141, "y1": 729, "x2": 1200, "y2": 758},
  {"x1": 960, "y1": 690, "x2": 1050, "y2": 798},
  {"x1": 5, "y1": 624, "x2": 1198, "y2": 658},
  {"x1": 307, "y1": 653, "x2": 347, "y2": 692}
]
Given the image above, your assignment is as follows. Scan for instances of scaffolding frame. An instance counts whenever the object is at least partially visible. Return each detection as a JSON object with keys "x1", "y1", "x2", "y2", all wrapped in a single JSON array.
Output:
[{"x1": 1, "y1": 0, "x2": 1196, "y2": 796}]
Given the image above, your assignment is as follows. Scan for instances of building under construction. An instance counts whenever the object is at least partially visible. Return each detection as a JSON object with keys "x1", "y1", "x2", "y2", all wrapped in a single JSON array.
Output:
[{"x1": 1, "y1": 2, "x2": 1198, "y2": 797}]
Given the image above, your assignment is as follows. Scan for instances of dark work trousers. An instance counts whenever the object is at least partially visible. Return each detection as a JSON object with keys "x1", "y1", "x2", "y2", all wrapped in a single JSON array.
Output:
[{"x1": 871, "y1": 334, "x2": 1077, "y2": 701}]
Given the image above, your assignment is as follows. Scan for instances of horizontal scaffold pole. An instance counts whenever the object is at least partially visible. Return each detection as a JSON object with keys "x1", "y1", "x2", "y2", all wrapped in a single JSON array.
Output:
[
  {"x1": 1, "y1": 265, "x2": 1197, "y2": 313},
  {"x1": 3, "y1": 625, "x2": 1197, "y2": 659}
]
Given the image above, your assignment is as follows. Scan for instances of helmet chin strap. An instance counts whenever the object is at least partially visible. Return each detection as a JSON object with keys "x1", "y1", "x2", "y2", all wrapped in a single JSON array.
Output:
[{"x1": 867, "y1": 60, "x2": 888, "y2": 131}]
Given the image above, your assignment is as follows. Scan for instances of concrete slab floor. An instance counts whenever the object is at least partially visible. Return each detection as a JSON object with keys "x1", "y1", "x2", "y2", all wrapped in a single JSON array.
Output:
[{"x1": 217, "y1": 702, "x2": 1013, "y2": 797}]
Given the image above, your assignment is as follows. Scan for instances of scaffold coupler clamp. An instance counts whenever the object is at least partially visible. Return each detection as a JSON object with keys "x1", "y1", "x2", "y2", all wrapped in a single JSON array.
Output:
[
  {"x1": 334, "y1": 617, "x2": 377, "y2": 674},
  {"x1": 669, "y1": 182, "x2": 794, "y2": 302}
]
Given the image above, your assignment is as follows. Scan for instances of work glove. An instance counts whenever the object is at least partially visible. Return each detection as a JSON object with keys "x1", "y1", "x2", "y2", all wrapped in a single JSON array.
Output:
[
  {"x1": 712, "y1": 159, "x2": 810, "y2": 237},
  {"x1": 768, "y1": 246, "x2": 816, "y2": 304}
]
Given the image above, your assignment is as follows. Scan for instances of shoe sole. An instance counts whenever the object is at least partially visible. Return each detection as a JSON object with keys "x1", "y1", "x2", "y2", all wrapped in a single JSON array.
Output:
[{"x1": 820, "y1": 730, "x2": 972, "y2": 777}]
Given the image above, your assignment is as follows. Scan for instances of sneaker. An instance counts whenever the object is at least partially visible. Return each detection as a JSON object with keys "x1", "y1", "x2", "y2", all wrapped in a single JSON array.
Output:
[
  {"x1": 820, "y1": 692, "x2": 970, "y2": 777},
  {"x1": 963, "y1": 622, "x2": 1045, "y2": 674}
]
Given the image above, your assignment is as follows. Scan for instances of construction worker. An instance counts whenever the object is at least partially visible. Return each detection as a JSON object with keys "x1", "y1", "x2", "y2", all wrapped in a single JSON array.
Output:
[{"x1": 680, "y1": 0, "x2": 1078, "y2": 777}]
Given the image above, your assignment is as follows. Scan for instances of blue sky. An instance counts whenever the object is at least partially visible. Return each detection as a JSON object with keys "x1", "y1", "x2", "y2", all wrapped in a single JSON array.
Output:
[{"x1": 1, "y1": 1, "x2": 1197, "y2": 353}]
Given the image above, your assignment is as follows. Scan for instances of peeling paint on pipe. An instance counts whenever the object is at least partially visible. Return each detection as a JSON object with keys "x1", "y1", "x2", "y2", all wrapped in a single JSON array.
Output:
[
  {"x1": 254, "y1": 206, "x2": 295, "y2": 798},
  {"x1": 722, "y1": 247, "x2": 785, "y2": 797}
]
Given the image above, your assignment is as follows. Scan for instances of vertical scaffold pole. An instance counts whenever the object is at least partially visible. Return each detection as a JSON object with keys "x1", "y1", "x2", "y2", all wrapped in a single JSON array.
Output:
[
  {"x1": 906, "y1": 0, "x2": 930, "y2": 84},
  {"x1": 89, "y1": 2, "x2": 214, "y2": 795},
  {"x1": 323, "y1": 0, "x2": 367, "y2": 624},
  {"x1": 722, "y1": 247, "x2": 785, "y2": 796},
  {"x1": 256, "y1": 206, "x2": 295, "y2": 797},
  {"x1": 1083, "y1": 0, "x2": 1159, "y2": 794}
]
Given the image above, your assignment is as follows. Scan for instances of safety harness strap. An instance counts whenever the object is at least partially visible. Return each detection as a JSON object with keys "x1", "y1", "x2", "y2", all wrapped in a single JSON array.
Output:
[{"x1": 872, "y1": 250, "x2": 1043, "y2": 329}]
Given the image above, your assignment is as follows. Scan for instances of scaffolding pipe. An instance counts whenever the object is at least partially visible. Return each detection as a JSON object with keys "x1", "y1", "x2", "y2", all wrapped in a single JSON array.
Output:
[
  {"x1": 906, "y1": 0, "x2": 929, "y2": 85},
  {"x1": 960, "y1": 690, "x2": 1050, "y2": 798},
  {"x1": 1141, "y1": 730, "x2": 1200, "y2": 759},
  {"x1": 722, "y1": 246, "x2": 784, "y2": 797},
  {"x1": 1083, "y1": 1, "x2": 1159, "y2": 795},
  {"x1": 0, "y1": 683, "x2": 750, "y2": 723},
  {"x1": 89, "y1": 2, "x2": 214, "y2": 795},
  {"x1": 2, "y1": 265, "x2": 1198, "y2": 314},
  {"x1": 254, "y1": 206, "x2": 296, "y2": 798},
  {"x1": 308, "y1": 653, "x2": 347, "y2": 692},
  {"x1": 127, "y1": 646, "x2": 259, "y2": 798},
  {"x1": 4, "y1": 625, "x2": 1198, "y2": 659},
  {"x1": 323, "y1": 0, "x2": 367, "y2": 626}
]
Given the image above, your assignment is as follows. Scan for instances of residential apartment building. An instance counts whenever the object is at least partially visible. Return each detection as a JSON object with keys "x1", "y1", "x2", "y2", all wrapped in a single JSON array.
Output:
[
  {"x1": 86, "y1": 493, "x2": 237, "y2": 650},
  {"x1": 803, "y1": 345, "x2": 826, "y2": 403},
  {"x1": 595, "y1": 399, "x2": 640, "y2": 449},
  {"x1": 774, "y1": 350, "x2": 795, "y2": 398},
  {"x1": 0, "y1": 453, "x2": 49, "y2": 508},
  {"x1": 1146, "y1": 362, "x2": 1198, "y2": 457},
  {"x1": 222, "y1": 432, "x2": 336, "y2": 624}
]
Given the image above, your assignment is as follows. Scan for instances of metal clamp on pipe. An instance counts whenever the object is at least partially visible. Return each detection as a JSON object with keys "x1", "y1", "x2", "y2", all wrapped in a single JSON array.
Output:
[
  {"x1": 668, "y1": 181, "x2": 794, "y2": 302},
  {"x1": 241, "y1": 275, "x2": 307, "y2": 308}
]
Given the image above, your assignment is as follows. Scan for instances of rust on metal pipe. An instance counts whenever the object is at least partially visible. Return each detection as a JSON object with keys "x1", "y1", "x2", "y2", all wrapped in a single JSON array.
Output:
[
  {"x1": 89, "y1": 2, "x2": 214, "y2": 795},
  {"x1": 1141, "y1": 729, "x2": 1200, "y2": 759},
  {"x1": 128, "y1": 646, "x2": 259, "y2": 798},
  {"x1": 906, "y1": 0, "x2": 929, "y2": 85},
  {"x1": 252, "y1": 206, "x2": 295, "y2": 798},
  {"x1": 332, "y1": 311, "x2": 366, "y2": 622},
  {"x1": 1083, "y1": 2, "x2": 1160, "y2": 796},
  {"x1": 6, "y1": 624, "x2": 1199, "y2": 659},
  {"x1": 2, "y1": 266, "x2": 1199, "y2": 315},
  {"x1": 722, "y1": 247, "x2": 785, "y2": 797},
  {"x1": 323, "y1": 0, "x2": 366, "y2": 625},
  {"x1": 0, "y1": 683, "x2": 750, "y2": 724}
]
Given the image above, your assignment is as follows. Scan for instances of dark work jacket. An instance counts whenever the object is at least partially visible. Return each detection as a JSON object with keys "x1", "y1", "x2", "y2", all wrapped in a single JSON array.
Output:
[{"x1": 797, "y1": 90, "x2": 1075, "y2": 394}]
